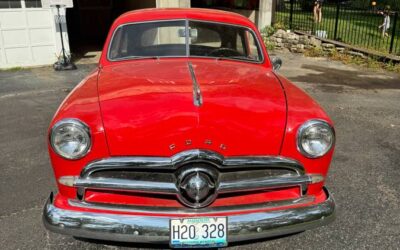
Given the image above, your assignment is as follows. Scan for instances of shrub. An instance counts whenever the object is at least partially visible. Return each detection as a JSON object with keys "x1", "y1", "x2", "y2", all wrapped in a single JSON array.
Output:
[
  {"x1": 304, "y1": 47, "x2": 325, "y2": 57},
  {"x1": 260, "y1": 26, "x2": 276, "y2": 38},
  {"x1": 273, "y1": 21, "x2": 288, "y2": 30}
]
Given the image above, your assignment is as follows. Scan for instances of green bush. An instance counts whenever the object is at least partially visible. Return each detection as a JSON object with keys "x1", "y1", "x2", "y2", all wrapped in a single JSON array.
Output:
[
  {"x1": 273, "y1": 21, "x2": 288, "y2": 30},
  {"x1": 260, "y1": 26, "x2": 276, "y2": 37}
]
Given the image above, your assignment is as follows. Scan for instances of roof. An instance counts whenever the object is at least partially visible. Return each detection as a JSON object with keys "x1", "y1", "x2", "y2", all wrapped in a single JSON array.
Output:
[{"x1": 113, "y1": 8, "x2": 256, "y2": 29}]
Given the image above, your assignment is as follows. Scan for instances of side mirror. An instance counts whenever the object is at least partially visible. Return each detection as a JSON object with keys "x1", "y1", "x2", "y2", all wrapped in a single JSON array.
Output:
[{"x1": 271, "y1": 57, "x2": 282, "y2": 71}]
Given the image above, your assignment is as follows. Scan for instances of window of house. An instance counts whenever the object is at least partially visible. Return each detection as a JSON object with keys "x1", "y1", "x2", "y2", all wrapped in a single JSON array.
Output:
[
  {"x1": 0, "y1": 0, "x2": 22, "y2": 8},
  {"x1": 25, "y1": 0, "x2": 42, "y2": 8}
]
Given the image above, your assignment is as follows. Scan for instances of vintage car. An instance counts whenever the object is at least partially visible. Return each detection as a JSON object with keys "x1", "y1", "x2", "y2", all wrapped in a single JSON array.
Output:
[{"x1": 43, "y1": 8, "x2": 335, "y2": 248}]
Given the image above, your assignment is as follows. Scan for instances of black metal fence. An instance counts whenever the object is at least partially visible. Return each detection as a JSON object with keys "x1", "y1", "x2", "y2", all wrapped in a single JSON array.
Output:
[{"x1": 275, "y1": 0, "x2": 400, "y2": 56}]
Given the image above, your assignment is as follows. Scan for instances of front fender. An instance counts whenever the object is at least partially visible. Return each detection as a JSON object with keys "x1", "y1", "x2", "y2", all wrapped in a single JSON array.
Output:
[
  {"x1": 48, "y1": 69, "x2": 110, "y2": 198},
  {"x1": 276, "y1": 75, "x2": 335, "y2": 196}
]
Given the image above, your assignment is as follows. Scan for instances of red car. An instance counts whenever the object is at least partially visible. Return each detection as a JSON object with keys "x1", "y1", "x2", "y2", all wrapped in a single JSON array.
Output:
[{"x1": 43, "y1": 8, "x2": 335, "y2": 248}]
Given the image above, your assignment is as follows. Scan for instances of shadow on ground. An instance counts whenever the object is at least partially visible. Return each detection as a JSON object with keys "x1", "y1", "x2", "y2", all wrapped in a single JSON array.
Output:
[
  {"x1": 290, "y1": 64, "x2": 400, "y2": 91},
  {"x1": 74, "y1": 232, "x2": 300, "y2": 249}
]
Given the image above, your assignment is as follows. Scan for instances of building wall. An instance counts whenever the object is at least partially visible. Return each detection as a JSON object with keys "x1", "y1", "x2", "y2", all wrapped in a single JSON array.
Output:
[
  {"x1": 0, "y1": 0, "x2": 67, "y2": 69},
  {"x1": 156, "y1": 0, "x2": 190, "y2": 8},
  {"x1": 0, "y1": 0, "x2": 275, "y2": 68},
  {"x1": 258, "y1": 0, "x2": 274, "y2": 29}
]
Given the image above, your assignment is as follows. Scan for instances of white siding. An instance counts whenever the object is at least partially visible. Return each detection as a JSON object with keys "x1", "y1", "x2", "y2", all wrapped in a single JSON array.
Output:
[{"x1": 0, "y1": 0, "x2": 68, "y2": 69}]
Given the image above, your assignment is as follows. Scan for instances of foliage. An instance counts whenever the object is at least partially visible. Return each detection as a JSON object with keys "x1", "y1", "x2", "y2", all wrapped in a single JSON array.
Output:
[
  {"x1": 275, "y1": 5, "x2": 400, "y2": 55},
  {"x1": 304, "y1": 47, "x2": 400, "y2": 74},
  {"x1": 260, "y1": 26, "x2": 276, "y2": 38},
  {"x1": 273, "y1": 21, "x2": 289, "y2": 30},
  {"x1": 304, "y1": 47, "x2": 326, "y2": 57},
  {"x1": 260, "y1": 22, "x2": 290, "y2": 51},
  {"x1": 265, "y1": 40, "x2": 277, "y2": 51},
  {"x1": 260, "y1": 26, "x2": 277, "y2": 51},
  {"x1": 260, "y1": 22, "x2": 289, "y2": 37}
]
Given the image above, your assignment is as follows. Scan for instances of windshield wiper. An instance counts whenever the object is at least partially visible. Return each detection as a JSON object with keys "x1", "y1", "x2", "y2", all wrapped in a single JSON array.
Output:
[
  {"x1": 215, "y1": 56, "x2": 257, "y2": 62},
  {"x1": 117, "y1": 55, "x2": 161, "y2": 61}
]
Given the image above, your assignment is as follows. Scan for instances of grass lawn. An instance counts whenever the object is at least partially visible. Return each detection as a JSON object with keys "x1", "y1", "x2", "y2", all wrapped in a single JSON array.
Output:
[{"x1": 275, "y1": 4, "x2": 400, "y2": 55}]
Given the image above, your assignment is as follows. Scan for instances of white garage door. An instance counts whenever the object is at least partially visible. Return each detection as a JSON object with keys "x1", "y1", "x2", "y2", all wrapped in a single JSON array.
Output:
[{"x1": 0, "y1": 0, "x2": 59, "y2": 68}]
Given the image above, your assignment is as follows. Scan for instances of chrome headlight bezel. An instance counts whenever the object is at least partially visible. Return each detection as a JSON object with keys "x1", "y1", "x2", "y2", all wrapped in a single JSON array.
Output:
[
  {"x1": 50, "y1": 118, "x2": 91, "y2": 160},
  {"x1": 296, "y1": 119, "x2": 335, "y2": 158}
]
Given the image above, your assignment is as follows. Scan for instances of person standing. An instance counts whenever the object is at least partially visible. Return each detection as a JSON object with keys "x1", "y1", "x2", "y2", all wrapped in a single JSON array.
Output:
[
  {"x1": 378, "y1": 7, "x2": 391, "y2": 37},
  {"x1": 314, "y1": 0, "x2": 323, "y2": 23}
]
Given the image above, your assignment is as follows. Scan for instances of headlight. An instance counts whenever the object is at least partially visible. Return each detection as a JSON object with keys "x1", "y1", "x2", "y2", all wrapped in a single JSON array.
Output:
[
  {"x1": 50, "y1": 119, "x2": 91, "y2": 160},
  {"x1": 297, "y1": 120, "x2": 335, "y2": 158}
]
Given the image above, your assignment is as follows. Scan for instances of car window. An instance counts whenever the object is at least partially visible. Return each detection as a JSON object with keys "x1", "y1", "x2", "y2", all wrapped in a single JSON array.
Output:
[
  {"x1": 189, "y1": 26, "x2": 221, "y2": 48},
  {"x1": 141, "y1": 26, "x2": 186, "y2": 46},
  {"x1": 108, "y1": 20, "x2": 262, "y2": 63},
  {"x1": 188, "y1": 21, "x2": 261, "y2": 62},
  {"x1": 109, "y1": 20, "x2": 186, "y2": 60},
  {"x1": 245, "y1": 30, "x2": 260, "y2": 61}
]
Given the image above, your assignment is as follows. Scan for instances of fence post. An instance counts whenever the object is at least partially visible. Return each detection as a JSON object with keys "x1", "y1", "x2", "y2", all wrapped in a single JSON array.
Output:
[
  {"x1": 389, "y1": 12, "x2": 398, "y2": 54},
  {"x1": 289, "y1": 0, "x2": 294, "y2": 30},
  {"x1": 334, "y1": 0, "x2": 340, "y2": 40}
]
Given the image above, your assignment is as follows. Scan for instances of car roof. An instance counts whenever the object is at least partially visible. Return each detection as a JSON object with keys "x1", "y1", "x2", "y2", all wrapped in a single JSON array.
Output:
[{"x1": 114, "y1": 8, "x2": 256, "y2": 29}]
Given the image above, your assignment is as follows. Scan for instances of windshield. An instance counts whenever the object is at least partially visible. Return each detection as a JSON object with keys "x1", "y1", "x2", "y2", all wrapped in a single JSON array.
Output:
[{"x1": 108, "y1": 20, "x2": 263, "y2": 62}]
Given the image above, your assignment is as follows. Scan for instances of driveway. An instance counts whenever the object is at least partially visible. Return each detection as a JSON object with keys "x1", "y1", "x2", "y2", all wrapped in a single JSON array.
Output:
[{"x1": 0, "y1": 53, "x2": 399, "y2": 249}]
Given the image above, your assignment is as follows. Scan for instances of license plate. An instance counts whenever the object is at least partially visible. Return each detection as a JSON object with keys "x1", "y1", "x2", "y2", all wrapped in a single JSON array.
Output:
[{"x1": 170, "y1": 217, "x2": 227, "y2": 248}]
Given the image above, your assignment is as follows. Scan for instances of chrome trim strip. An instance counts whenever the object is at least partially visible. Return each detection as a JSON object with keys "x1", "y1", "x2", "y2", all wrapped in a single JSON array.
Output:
[
  {"x1": 76, "y1": 150, "x2": 309, "y2": 205},
  {"x1": 80, "y1": 150, "x2": 305, "y2": 178},
  {"x1": 43, "y1": 187, "x2": 335, "y2": 244},
  {"x1": 74, "y1": 178, "x2": 178, "y2": 195},
  {"x1": 188, "y1": 62, "x2": 203, "y2": 107},
  {"x1": 184, "y1": 19, "x2": 190, "y2": 57},
  {"x1": 218, "y1": 174, "x2": 319, "y2": 194},
  {"x1": 68, "y1": 195, "x2": 315, "y2": 215},
  {"x1": 72, "y1": 174, "x2": 322, "y2": 195}
]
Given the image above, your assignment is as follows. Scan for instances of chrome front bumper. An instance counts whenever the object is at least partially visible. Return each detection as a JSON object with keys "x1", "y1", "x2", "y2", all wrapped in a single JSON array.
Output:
[{"x1": 43, "y1": 187, "x2": 335, "y2": 244}]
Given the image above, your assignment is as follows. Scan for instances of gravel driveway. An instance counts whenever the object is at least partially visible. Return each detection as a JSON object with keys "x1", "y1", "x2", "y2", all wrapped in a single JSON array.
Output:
[{"x1": 0, "y1": 52, "x2": 399, "y2": 249}]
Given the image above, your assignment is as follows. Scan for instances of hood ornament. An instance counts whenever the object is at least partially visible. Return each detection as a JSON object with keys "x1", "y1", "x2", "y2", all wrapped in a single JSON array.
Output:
[{"x1": 188, "y1": 62, "x2": 203, "y2": 107}]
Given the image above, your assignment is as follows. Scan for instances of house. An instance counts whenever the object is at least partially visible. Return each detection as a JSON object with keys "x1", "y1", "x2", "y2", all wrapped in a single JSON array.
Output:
[{"x1": 0, "y1": 0, "x2": 274, "y2": 69}]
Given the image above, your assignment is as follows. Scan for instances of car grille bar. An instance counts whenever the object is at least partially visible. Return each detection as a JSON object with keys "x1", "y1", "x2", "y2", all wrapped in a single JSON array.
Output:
[
  {"x1": 73, "y1": 174, "x2": 322, "y2": 195},
  {"x1": 68, "y1": 194, "x2": 315, "y2": 215},
  {"x1": 80, "y1": 149, "x2": 305, "y2": 177},
  {"x1": 218, "y1": 174, "x2": 320, "y2": 194},
  {"x1": 61, "y1": 150, "x2": 324, "y2": 204},
  {"x1": 74, "y1": 178, "x2": 179, "y2": 195}
]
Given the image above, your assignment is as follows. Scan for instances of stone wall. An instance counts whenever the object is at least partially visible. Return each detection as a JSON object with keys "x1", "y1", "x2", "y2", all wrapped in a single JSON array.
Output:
[
  {"x1": 267, "y1": 29, "x2": 366, "y2": 58},
  {"x1": 269, "y1": 30, "x2": 320, "y2": 53}
]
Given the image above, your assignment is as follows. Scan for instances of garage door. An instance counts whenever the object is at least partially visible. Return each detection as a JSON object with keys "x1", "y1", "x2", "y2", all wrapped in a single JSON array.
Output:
[{"x1": 0, "y1": 0, "x2": 58, "y2": 68}]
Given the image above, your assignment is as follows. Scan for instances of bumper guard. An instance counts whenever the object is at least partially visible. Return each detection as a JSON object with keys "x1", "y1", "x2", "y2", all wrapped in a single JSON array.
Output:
[{"x1": 43, "y1": 187, "x2": 335, "y2": 244}]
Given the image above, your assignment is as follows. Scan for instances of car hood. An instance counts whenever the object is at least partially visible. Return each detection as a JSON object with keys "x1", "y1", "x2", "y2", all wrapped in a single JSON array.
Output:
[{"x1": 97, "y1": 59, "x2": 286, "y2": 156}]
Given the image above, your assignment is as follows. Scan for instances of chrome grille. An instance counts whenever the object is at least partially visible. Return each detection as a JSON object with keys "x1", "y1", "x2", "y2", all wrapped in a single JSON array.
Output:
[{"x1": 69, "y1": 150, "x2": 323, "y2": 208}]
